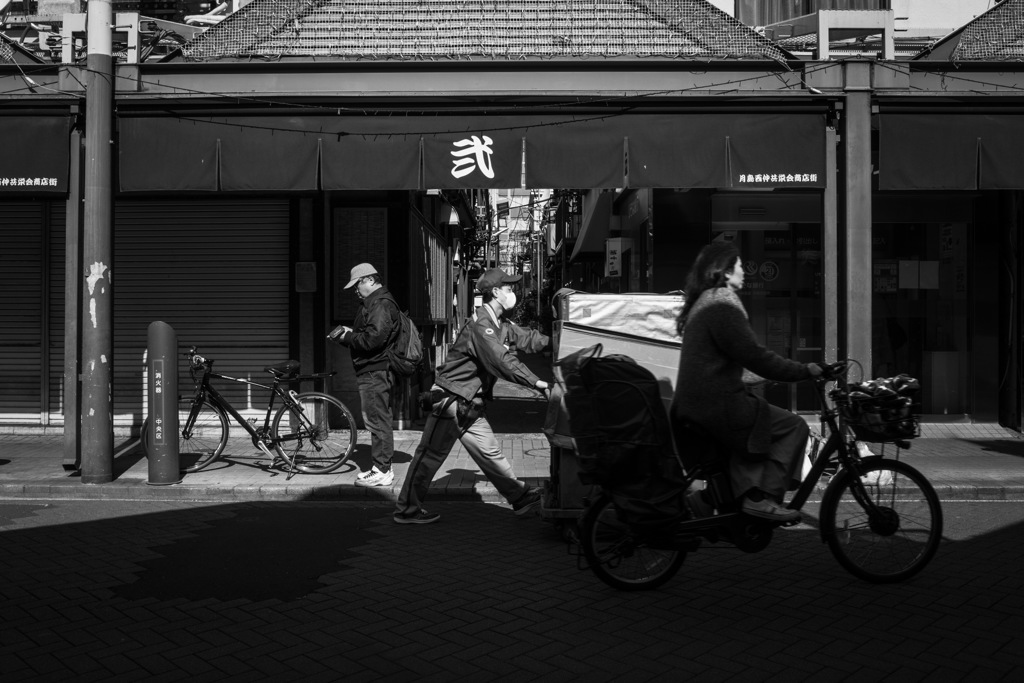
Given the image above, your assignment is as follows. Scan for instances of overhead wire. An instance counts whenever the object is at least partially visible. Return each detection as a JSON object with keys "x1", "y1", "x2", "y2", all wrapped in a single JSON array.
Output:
[{"x1": 3, "y1": 58, "x2": 839, "y2": 139}]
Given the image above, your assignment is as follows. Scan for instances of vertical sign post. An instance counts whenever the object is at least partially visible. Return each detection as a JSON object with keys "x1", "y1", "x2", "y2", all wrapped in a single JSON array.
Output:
[{"x1": 147, "y1": 321, "x2": 180, "y2": 485}]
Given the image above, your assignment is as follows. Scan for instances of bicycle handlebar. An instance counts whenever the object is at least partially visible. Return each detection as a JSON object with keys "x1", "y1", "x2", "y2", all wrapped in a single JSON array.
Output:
[
  {"x1": 185, "y1": 346, "x2": 209, "y2": 370},
  {"x1": 818, "y1": 360, "x2": 848, "y2": 382}
]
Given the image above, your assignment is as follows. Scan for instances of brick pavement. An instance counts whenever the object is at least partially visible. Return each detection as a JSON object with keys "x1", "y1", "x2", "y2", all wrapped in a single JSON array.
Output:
[
  {"x1": 3, "y1": 378, "x2": 1024, "y2": 679},
  {"x1": 1, "y1": 498, "x2": 1023, "y2": 681}
]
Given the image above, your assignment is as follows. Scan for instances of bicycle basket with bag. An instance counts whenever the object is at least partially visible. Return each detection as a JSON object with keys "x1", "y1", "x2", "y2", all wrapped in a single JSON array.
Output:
[{"x1": 831, "y1": 374, "x2": 921, "y2": 443}]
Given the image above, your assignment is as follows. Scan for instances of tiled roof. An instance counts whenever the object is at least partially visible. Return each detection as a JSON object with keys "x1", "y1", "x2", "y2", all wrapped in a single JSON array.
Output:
[
  {"x1": 953, "y1": 0, "x2": 1024, "y2": 61},
  {"x1": 917, "y1": 0, "x2": 1024, "y2": 61},
  {"x1": 180, "y1": 0, "x2": 788, "y2": 63},
  {"x1": 1, "y1": 32, "x2": 38, "y2": 64}
]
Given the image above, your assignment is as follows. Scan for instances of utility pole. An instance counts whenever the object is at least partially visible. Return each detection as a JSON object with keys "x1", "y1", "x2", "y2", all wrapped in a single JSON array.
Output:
[{"x1": 80, "y1": 0, "x2": 115, "y2": 483}]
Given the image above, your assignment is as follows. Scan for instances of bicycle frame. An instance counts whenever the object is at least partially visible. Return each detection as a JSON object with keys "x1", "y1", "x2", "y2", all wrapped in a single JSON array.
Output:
[
  {"x1": 578, "y1": 361, "x2": 941, "y2": 588},
  {"x1": 787, "y1": 377, "x2": 858, "y2": 512},
  {"x1": 665, "y1": 368, "x2": 889, "y2": 543},
  {"x1": 164, "y1": 347, "x2": 354, "y2": 479},
  {"x1": 182, "y1": 361, "x2": 317, "y2": 455},
  {"x1": 185, "y1": 369, "x2": 279, "y2": 442}
]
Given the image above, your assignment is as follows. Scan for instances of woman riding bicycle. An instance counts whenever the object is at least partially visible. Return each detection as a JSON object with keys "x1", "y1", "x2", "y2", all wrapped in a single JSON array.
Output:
[{"x1": 671, "y1": 242, "x2": 822, "y2": 523}]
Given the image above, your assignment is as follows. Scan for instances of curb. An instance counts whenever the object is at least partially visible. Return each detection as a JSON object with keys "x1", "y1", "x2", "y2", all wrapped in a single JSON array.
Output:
[{"x1": 4, "y1": 481, "x2": 1023, "y2": 503}]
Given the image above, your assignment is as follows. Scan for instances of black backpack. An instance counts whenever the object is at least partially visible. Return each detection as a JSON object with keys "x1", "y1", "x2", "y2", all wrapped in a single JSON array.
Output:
[
  {"x1": 387, "y1": 309, "x2": 423, "y2": 377},
  {"x1": 557, "y1": 344, "x2": 688, "y2": 530}
]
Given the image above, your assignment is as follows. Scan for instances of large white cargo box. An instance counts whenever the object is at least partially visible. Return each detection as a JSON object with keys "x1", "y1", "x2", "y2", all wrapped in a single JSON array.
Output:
[{"x1": 553, "y1": 290, "x2": 684, "y2": 343}]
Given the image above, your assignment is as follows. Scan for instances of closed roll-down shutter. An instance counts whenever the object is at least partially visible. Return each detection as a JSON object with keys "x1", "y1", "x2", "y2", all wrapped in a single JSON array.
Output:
[
  {"x1": 113, "y1": 199, "x2": 291, "y2": 424},
  {"x1": 0, "y1": 203, "x2": 46, "y2": 422},
  {"x1": 48, "y1": 203, "x2": 66, "y2": 424}
]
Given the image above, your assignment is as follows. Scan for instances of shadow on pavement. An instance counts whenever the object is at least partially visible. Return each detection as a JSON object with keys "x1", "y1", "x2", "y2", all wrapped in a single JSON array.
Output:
[
  {"x1": 961, "y1": 439, "x2": 1024, "y2": 458},
  {"x1": 112, "y1": 504, "x2": 385, "y2": 602},
  {"x1": 2, "y1": 499, "x2": 1023, "y2": 679}
]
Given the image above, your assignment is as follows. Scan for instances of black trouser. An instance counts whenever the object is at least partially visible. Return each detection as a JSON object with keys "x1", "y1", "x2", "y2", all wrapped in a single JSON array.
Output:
[{"x1": 357, "y1": 369, "x2": 393, "y2": 472}]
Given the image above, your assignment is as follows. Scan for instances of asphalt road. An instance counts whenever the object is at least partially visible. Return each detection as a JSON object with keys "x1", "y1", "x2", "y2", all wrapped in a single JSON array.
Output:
[{"x1": 2, "y1": 499, "x2": 1023, "y2": 681}]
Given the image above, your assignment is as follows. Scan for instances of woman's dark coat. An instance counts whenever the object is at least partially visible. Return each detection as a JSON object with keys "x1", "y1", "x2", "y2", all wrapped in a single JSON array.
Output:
[{"x1": 671, "y1": 287, "x2": 810, "y2": 456}]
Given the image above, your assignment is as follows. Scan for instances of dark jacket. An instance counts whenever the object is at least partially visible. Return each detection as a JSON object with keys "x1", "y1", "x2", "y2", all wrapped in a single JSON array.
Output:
[
  {"x1": 339, "y1": 286, "x2": 399, "y2": 375},
  {"x1": 435, "y1": 305, "x2": 550, "y2": 402},
  {"x1": 670, "y1": 287, "x2": 810, "y2": 456}
]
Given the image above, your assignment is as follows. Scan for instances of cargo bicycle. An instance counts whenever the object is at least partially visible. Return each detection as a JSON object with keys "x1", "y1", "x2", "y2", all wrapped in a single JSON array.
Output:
[
  {"x1": 144, "y1": 346, "x2": 357, "y2": 478},
  {"x1": 574, "y1": 358, "x2": 943, "y2": 590}
]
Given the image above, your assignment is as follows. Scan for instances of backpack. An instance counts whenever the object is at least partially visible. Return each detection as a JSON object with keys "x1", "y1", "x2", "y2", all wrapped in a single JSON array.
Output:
[
  {"x1": 557, "y1": 344, "x2": 687, "y2": 531},
  {"x1": 387, "y1": 309, "x2": 423, "y2": 377}
]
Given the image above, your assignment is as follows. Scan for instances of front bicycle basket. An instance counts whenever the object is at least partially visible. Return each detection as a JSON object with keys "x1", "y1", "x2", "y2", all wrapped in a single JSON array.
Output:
[{"x1": 832, "y1": 375, "x2": 921, "y2": 443}]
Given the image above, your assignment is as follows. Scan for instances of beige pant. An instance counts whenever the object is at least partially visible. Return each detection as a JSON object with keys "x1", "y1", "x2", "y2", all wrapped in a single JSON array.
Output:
[
  {"x1": 729, "y1": 404, "x2": 808, "y2": 502},
  {"x1": 395, "y1": 397, "x2": 529, "y2": 518}
]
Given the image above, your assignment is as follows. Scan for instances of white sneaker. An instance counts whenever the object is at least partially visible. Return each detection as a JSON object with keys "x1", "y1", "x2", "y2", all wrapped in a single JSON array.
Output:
[{"x1": 355, "y1": 466, "x2": 394, "y2": 487}]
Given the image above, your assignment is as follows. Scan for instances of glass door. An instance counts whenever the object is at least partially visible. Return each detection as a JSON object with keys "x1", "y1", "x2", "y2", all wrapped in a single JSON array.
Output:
[
  {"x1": 710, "y1": 223, "x2": 824, "y2": 413},
  {"x1": 871, "y1": 222, "x2": 971, "y2": 417}
]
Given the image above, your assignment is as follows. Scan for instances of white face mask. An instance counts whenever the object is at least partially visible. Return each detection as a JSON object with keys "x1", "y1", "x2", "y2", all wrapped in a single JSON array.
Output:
[{"x1": 497, "y1": 288, "x2": 517, "y2": 310}]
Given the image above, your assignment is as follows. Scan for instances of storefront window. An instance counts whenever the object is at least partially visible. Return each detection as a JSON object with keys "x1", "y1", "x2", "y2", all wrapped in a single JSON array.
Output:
[
  {"x1": 711, "y1": 222, "x2": 824, "y2": 413},
  {"x1": 872, "y1": 223, "x2": 970, "y2": 416}
]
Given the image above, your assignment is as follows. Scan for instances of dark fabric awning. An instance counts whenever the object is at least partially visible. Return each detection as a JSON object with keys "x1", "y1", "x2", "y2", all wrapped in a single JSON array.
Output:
[
  {"x1": 880, "y1": 114, "x2": 1024, "y2": 190},
  {"x1": 118, "y1": 113, "x2": 826, "y2": 192},
  {"x1": 119, "y1": 118, "x2": 218, "y2": 191},
  {"x1": 119, "y1": 117, "x2": 319, "y2": 191},
  {"x1": 0, "y1": 116, "x2": 71, "y2": 194},
  {"x1": 626, "y1": 113, "x2": 825, "y2": 189},
  {"x1": 526, "y1": 117, "x2": 628, "y2": 189},
  {"x1": 421, "y1": 117, "x2": 525, "y2": 189},
  {"x1": 220, "y1": 118, "x2": 319, "y2": 191}
]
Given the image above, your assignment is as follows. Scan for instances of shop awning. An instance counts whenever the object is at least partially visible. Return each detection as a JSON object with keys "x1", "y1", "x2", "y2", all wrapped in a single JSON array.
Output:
[
  {"x1": 119, "y1": 117, "x2": 319, "y2": 191},
  {"x1": 118, "y1": 113, "x2": 826, "y2": 192},
  {"x1": 0, "y1": 116, "x2": 71, "y2": 194},
  {"x1": 880, "y1": 113, "x2": 1024, "y2": 190}
]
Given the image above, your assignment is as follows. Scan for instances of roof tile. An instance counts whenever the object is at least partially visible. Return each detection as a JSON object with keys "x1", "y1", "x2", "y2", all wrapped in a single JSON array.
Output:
[{"x1": 181, "y1": 0, "x2": 788, "y2": 62}]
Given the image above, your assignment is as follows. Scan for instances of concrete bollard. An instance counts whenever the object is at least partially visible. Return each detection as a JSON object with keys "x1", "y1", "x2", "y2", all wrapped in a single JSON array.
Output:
[{"x1": 147, "y1": 321, "x2": 181, "y2": 485}]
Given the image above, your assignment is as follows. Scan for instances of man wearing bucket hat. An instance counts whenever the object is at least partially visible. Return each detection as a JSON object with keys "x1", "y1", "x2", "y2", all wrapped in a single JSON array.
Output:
[
  {"x1": 394, "y1": 267, "x2": 551, "y2": 524},
  {"x1": 329, "y1": 263, "x2": 402, "y2": 488}
]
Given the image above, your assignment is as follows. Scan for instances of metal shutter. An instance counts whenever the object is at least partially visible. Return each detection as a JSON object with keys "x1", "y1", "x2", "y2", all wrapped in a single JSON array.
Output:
[
  {"x1": 112, "y1": 199, "x2": 291, "y2": 425},
  {"x1": 48, "y1": 202, "x2": 66, "y2": 424},
  {"x1": 0, "y1": 203, "x2": 45, "y2": 422}
]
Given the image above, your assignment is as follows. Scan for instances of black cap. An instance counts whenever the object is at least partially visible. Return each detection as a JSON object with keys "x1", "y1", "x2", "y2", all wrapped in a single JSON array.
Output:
[{"x1": 476, "y1": 267, "x2": 522, "y2": 293}]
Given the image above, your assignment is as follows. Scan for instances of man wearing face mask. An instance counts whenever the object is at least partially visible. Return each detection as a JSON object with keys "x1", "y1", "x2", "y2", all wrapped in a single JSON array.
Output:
[
  {"x1": 329, "y1": 263, "x2": 400, "y2": 488},
  {"x1": 393, "y1": 267, "x2": 551, "y2": 524}
]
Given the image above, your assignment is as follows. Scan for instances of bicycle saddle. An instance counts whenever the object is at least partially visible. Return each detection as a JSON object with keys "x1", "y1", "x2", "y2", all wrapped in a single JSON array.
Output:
[{"x1": 265, "y1": 360, "x2": 301, "y2": 379}]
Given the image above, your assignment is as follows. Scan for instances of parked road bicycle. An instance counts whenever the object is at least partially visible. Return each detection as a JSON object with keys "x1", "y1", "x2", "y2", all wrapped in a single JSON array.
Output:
[
  {"x1": 144, "y1": 346, "x2": 356, "y2": 478},
  {"x1": 579, "y1": 360, "x2": 943, "y2": 590}
]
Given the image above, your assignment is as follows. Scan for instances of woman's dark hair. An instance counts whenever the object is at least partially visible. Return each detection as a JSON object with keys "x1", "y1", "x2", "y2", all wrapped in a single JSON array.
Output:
[{"x1": 675, "y1": 242, "x2": 741, "y2": 335}]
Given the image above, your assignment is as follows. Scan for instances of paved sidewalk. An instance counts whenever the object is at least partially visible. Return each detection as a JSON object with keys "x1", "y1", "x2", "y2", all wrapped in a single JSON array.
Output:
[{"x1": 3, "y1": 421, "x2": 1024, "y2": 504}]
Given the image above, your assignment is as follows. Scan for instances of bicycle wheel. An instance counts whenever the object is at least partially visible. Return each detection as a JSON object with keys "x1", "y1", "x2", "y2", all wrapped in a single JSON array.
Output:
[
  {"x1": 271, "y1": 392, "x2": 356, "y2": 474},
  {"x1": 819, "y1": 459, "x2": 943, "y2": 583},
  {"x1": 142, "y1": 397, "x2": 228, "y2": 473},
  {"x1": 579, "y1": 493, "x2": 686, "y2": 591}
]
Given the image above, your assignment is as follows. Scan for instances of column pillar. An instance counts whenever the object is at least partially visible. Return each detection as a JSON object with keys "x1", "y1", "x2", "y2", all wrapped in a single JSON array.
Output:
[{"x1": 843, "y1": 61, "x2": 874, "y2": 374}]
